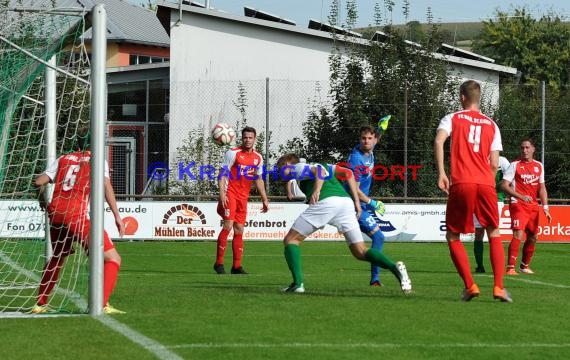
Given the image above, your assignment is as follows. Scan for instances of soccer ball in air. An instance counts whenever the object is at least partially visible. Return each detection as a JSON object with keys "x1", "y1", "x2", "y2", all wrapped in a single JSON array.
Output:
[{"x1": 211, "y1": 123, "x2": 236, "y2": 145}]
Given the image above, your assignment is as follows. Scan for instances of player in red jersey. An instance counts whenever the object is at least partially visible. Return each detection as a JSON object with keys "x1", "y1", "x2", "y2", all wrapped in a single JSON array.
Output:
[
  {"x1": 500, "y1": 138, "x2": 552, "y2": 275},
  {"x1": 214, "y1": 126, "x2": 269, "y2": 274},
  {"x1": 434, "y1": 80, "x2": 511, "y2": 302},
  {"x1": 32, "y1": 128, "x2": 125, "y2": 314}
]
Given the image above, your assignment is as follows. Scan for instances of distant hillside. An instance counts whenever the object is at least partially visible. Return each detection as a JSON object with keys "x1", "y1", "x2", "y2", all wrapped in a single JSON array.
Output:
[
  {"x1": 359, "y1": 21, "x2": 570, "y2": 51},
  {"x1": 359, "y1": 22, "x2": 483, "y2": 50}
]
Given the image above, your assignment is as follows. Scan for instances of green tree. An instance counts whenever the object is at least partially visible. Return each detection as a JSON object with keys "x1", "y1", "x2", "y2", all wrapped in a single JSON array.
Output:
[
  {"x1": 169, "y1": 125, "x2": 225, "y2": 197},
  {"x1": 288, "y1": 2, "x2": 457, "y2": 198},
  {"x1": 473, "y1": 7, "x2": 570, "y2": 199},
  {"x1": 473, "y1": 8, "x2": 570, "y2": 86}
]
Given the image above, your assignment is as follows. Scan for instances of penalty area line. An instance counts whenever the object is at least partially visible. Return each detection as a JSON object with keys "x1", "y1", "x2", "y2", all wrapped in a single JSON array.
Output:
[{"x1": 168, "y1": 342, "x2": 570, "y2": 349}]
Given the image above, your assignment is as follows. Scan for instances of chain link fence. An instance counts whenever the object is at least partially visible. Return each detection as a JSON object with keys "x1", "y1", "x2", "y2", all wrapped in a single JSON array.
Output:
[{"x1": 121, "y1": 79, "x2": 570, "y2": 202}]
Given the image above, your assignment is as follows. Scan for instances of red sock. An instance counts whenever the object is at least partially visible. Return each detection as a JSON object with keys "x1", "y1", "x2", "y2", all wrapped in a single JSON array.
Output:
[
  {"x1": 232, "y1": 232, "x2": 244, "y2": 269},
  {"x1": 489, "y1": 236, "x2": 505, "y2": 288},
  {"x1": 521, "y1": 241, "x2": 536, "y2": 268},
  {"x1": 37, "y1": 257, "x2": 65, "y2": 306},
  {"x1": 507, "y1": 237, "x2": 522, "y2": 268},
  {"x1": 448, "y1": 240, "x2": 473, "y2": 288},
  {"x1": 103, "y1": 260, "x2": 120, "y2": 306},
  {"x1": 216, "y1": 228, "x2": 230, "y2": 265}
]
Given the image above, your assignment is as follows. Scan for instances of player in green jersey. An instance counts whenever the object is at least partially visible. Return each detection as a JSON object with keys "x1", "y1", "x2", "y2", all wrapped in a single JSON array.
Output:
[{"x1": 276, "y1": 153, "x2": 412, "y2": 294}]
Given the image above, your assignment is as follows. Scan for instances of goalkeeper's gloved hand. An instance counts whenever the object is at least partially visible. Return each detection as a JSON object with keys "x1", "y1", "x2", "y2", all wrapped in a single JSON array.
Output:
[
  {"x1": 377, "y1": 115, "x2": 391, "y2": 134},
  {"x1": 368, "y1": 199, "x2": 385, "y2": 216}
]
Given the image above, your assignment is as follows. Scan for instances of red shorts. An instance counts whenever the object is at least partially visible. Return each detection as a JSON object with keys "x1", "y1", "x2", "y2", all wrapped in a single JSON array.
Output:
[
  {"x1": 49, "y1": 211, "x2": 114, "y2": 257},
  {"x1": 509, "y1": 202, "x2": 539, "y2": 234},
  {"x1": 446, "y1": 183, "x2": 499, "y2": 234},
  {"x1": 217, "y1": 196, "x2": 248, "y2": 225}
]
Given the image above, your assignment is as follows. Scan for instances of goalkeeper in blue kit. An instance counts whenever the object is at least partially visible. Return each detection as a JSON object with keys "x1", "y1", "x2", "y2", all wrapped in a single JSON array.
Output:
[{"x1": 343, "y1": 118, "x2": 389, "y2": 286}]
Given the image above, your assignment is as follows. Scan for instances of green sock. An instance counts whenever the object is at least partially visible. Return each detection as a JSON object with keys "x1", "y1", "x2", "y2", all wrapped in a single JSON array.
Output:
[
  {"x1": 284, "y1": 244, "x2": 303, "y2": 286},
  {"x1": 364, "y1": 248, "x2": 397, "y2": 273},
  {"x1": 474, "y1": 240, "x2": 484, "y2": 268}
]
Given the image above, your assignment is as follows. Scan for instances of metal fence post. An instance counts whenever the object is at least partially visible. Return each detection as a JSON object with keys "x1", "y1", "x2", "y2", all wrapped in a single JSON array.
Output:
[
  {"x1": 541, "y1": 80, "x2": 545, "y2": 165},
  {"x1": 265, "y1": 77, "x2": 270, "y2": 192}
]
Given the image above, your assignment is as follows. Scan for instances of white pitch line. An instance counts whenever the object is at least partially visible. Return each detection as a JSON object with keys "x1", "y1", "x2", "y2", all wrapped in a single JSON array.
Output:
[
  {"x1": 0, "y1": 251, "x2": 182, "y2": 360},
  {"x1": 169, "y1": 342, "x2": 570, "y2": 349},
  {"x1": 504, "y1": 276, "x2": 570, "y2": 289},
  {"x1": 97, "y1": 316, "x2": 183, "y2": 360}
]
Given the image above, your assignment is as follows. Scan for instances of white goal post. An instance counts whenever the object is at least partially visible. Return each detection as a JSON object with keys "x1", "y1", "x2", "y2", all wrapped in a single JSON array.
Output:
[{"x1": 0, "y1": 1, "x2": 107, "y2": 317}]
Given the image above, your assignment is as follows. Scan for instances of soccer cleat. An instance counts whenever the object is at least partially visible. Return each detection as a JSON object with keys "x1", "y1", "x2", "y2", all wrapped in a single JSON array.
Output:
[
  {"x1": 519, "y1": 266, "x2": 535, "y2": 274},
  {"x1": 370, "y1": 280, "x2": 383, "y2": 287},
  {"x1": 213, "y1": 263, "x2": 226, "y2": 274},
  {"x1": 461, "y1": 284, "x2": 480, "y2": 302},
  {"x1": 282, "y1": 283, "x2": 305, "y2": 293},
  {"x1": 104, "y1": 303, "x2": 126, "y2": 315},
  {"x1": 230, "y1": 266, "x2": 248, "y2": 274},
  {"x1": 505, "y1": 268, "x2": 518, "y2": 276},
  {"x1": 395, "y1": 261, "x2": 412, "y2": 294},
  {"x1": 474, "y1": 266, "x2": 486, "y2": 273},
  {"x1": 30, "y1": 304, "x2": 55, "y2": 314},
  {"x1": 493, "y1": 286, "x2": 513, "y2": 303}
]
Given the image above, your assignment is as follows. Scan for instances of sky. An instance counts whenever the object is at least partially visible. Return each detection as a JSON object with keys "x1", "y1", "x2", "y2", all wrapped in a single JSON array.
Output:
[{"x1": 199, "y1": 0, "x2": 569, "y2": 27}]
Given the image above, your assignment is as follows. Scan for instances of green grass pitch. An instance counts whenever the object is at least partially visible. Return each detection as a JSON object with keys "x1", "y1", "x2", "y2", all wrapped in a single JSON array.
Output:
[{"x1": 1, "y1": 241, "x2": 570, "y2": 359}]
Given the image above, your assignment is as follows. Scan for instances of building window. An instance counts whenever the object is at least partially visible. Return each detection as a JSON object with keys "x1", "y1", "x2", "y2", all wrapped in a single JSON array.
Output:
[
  {"x1": 108, "y1": 81, "x2": 147, "y2": 122},
  {"x1": 129, "y1": 54, "x2": 168, "y2": 65},
  {"x1": 138, "y1": 56, "x2": 151, "y2": 64}
]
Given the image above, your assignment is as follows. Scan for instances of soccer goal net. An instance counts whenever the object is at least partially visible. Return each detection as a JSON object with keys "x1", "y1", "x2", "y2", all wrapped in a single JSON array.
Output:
[{"x1": 0, "y1": 1, "x2": 92, "y2": 315}]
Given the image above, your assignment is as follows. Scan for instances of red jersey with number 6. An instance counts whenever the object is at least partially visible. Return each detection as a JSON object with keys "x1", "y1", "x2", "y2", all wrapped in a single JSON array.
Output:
[
  {"x1": 44, "y1": 151, "x2": 110, "y2": 217},
  {"x1": 437, "y1": 109, "x2": 502, "y2": 187}
]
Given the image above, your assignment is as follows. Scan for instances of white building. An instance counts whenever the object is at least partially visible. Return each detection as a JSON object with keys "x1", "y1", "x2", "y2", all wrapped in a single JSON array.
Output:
[{"x1": 157, "y1": 2, "x2": 517, "y2": 163}]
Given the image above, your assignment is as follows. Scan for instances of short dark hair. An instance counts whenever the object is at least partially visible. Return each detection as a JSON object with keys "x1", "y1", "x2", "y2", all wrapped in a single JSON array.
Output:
[
  {"x1": 460, "y1": 80, "x2": 481, "y2": 104},
  {"x1": 75, "y1": 125, "x2": 90, "y2": 151},
  {"x1": 359, "y1": 125, "x2": 377, "y2": 137},
  {"x1": 277, "y1": 153, "x2": 300, "y2": 172},
  {"x1": 242, "y1": 126, "x2": 257, "y2": 137},
  {"x1": 520, "y1": 137, "x2": 536, "y2": 147}
]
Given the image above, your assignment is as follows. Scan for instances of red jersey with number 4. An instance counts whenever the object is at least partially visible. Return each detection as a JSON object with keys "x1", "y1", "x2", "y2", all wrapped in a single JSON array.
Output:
[
  {"x1": 220, "y1": 147, "x2": 263, "y2": 200},
  {"x1": 437, "y1": 109, "x2": 502, "y2": 187},
  {"x1": 502, "y1": 159, "x2": 544, "y2": 205},
  {"x1": 44, "y1": 151, "x2": 109, "y2": 217}
]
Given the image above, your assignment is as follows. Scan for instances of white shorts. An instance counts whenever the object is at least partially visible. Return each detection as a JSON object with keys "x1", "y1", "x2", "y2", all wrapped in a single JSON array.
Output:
[
  {"x1": 473, "y1": 214, "x2": 481, "y2": 229},
  {"x1": 291, "y1": 197, "x2": 361, "y2": 243}
]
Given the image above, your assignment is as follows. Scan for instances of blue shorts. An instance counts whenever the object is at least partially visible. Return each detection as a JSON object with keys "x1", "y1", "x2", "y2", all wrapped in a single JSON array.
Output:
[{"x1": 358, "y1": 205, "x2": 383, "y2": 234}]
